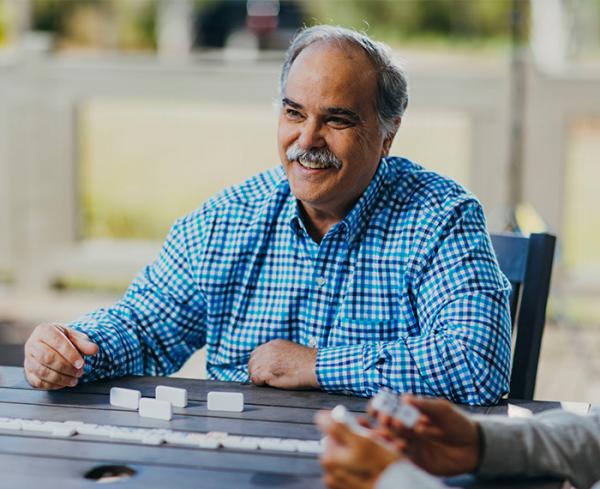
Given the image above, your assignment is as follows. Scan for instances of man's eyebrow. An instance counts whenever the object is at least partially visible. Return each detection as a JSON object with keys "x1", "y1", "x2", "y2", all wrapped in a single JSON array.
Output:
[{"x1": 282, "y1": 97, "x2": 303, "y2": 110}]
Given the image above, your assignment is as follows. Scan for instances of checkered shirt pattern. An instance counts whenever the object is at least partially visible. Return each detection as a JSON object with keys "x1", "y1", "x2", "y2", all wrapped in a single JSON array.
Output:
[{"x1": 70, "y1": 157, "x2": 512, "y2": 405}]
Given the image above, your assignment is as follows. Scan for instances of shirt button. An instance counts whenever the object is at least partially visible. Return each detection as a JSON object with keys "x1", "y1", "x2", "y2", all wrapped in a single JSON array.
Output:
[
  {"x1": 316, "y1": 276, "x2": 326, "y2": 287},
  {"x1": 308, "y1": 336, "x2": 317, "y2": 348}
]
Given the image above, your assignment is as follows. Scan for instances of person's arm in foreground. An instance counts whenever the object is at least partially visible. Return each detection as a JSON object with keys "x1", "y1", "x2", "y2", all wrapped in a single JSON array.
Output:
[
  {"x1": 315, "y1": 410, "x2": 447, "y2": 489},
  {"x1": 24, "y1": 216, "x2": 208, "y2": 388},
  {"x1": 316, "y1": 200, "x2": 512, "y2": 405},
  {"x1": 376, "y1": 396, "x2": 600, "y2": 489}
]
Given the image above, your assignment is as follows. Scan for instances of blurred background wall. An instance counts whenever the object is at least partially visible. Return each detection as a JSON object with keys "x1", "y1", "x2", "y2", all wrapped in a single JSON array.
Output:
[{"x1": 0, "y1": 0, "x2": 599, "y2": 401}]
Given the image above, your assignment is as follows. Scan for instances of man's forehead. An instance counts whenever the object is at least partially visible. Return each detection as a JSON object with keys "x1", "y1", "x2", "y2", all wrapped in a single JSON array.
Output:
[
  {"x1": 284, "y1": 42, "x2": 377, "y2": 111},
  {"x1": 291, "y1": 40, "x2": 375, "y2": 74}
]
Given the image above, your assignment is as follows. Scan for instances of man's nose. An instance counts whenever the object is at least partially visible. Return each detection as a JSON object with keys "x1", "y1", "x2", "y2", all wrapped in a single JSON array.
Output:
[{"x1": 297, "y1": 118, "x2": 326, "y2": 149}]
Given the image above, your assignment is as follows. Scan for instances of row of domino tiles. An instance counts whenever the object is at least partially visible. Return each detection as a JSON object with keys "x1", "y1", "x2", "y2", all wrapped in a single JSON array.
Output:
[{"x1": 0, "y1": 417, "x2": 324, "y2": 454}]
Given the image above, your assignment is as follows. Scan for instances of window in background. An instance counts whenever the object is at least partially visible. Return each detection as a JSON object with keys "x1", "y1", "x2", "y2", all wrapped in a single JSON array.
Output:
[
  {"x1": 390, "y1": 109, "x2": 470, "y2": 189},
  {"x1": 78, "y1": 98, "x2": 279, "y2": 240},
  {"x1": 78, "y1": 100, "x2": 470, "y2": 241},
  {"x1": 564, "y1": 117, "x2": 600, "y2": 272}
]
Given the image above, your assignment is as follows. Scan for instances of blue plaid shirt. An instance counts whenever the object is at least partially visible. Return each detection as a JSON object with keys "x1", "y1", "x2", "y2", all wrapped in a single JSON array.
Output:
[{"x1": 71, "y1": 157, "x2": 512, "y2": 405}]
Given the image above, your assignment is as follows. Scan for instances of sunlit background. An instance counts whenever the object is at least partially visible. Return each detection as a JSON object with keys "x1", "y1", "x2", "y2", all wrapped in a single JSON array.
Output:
[{"x1": 0, "y1": 0, "x2": 599, "y2": 402}]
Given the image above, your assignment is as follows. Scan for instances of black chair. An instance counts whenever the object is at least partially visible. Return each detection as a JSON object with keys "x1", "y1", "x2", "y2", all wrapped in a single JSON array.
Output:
[{"x1": 490, "y1": 232, "x2": 556, "y2": 400}]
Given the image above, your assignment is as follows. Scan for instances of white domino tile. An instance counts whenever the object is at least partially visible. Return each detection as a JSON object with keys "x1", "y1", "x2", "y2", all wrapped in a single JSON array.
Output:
[
  {"x1": 560, "y1": 401, "x2": 591, "y2": 416},
  {"x1": 156, "y1": 385, "x2": 188, "y2": 408},
  {"x1": 207, "y1": 391, "x2": 244, "y2": 412},
  {"x1": 110, "y1": 387, "x2": 141, "y2": 410},
  {"x1": 330, "y1": 405, "x2": 370, "y2": 436},
  {"x1": 297, "y1": 441, "x2": 324, "y2": 454},
  {"x1": 52, "y1": 426, "x2": 77, "y2": 438},
  {"x1": 0, "y1": 418, "x2": 22, "y2": 431},
  {"x1": 258, "y1": 438, "x2": 298, "y2": 452},
  {"x1": 371, "y1": 389, "x2": 398, "y2": 414},
  {"x1": 109, "y1": 427, "x2": 150, "y2": 442},
  {"x1": 220, "y1": 436, "x2": 260, "y2": 450},
  {"x1": 0, "y1": 416, "x2": 326, "y2": 456},
  {"x1": 139, "y1": 398, "x2": 173, "y2": 421},
  {"x1": 507, "y1": 404, "x2": 533, "y2": 418},
  {"x1": 392, "y1": 403, "x2": 420, "y2": 428}
]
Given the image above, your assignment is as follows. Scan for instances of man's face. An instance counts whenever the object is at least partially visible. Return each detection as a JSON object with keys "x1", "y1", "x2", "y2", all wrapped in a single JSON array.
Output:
[{"x1": 278, "y1": 42, "x2": 394, "y2": 218}]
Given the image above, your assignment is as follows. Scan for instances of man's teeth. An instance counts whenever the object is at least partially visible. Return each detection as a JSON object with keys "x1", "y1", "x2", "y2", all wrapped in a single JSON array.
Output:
[{"x1": 298, "y1": 158, "x2": 333, "y2": 169}]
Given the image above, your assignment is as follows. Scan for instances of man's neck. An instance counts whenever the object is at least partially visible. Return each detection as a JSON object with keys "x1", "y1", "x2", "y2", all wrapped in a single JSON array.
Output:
[{"x1": 300, "y1": 202, "x2": 352, "y2": 244}]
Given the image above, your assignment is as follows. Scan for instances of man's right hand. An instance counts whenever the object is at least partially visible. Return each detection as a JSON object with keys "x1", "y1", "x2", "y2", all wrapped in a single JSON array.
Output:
[
  {"x1": 24, "y1": 324, "x2": 99, "y2": 390},
  {"x1": 370, "y1": 395, "x2": 482, "y2": 477}
]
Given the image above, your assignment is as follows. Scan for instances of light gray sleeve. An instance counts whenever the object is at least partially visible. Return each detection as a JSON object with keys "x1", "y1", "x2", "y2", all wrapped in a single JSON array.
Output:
[
  {"x1": 476, "y1": 409, "x2": 600, "y2": 489},
  {"x1": 376, "y1": 461, "x2": 449, "y2": 489}
]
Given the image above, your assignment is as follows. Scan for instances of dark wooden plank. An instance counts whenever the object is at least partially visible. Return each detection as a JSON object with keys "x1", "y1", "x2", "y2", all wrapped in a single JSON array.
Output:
[
  {"x1": 0, "y1": 345, "x2": 24, "y2": 367},
  {"x1": 0, "y1": 437, "x2": 563, "y2": 489},
  {"x1": 0, "y1": 452, "x2": 324, "y2": 489},
  {"x1": 485, "y1": 399, "x2": 563, "y2": 415},
  {"x1": 0, "y1": 387, "x2": 333, "y2": 424},
  {"x1": 448, "y1": 474, "x2": 562, "y2": 489},
  {"x1": 0, "y1": 366, "x2": 370, "y2": 410},
  {"x1": 0, "y1": 433, "x2": 321, "y2": 476},
  {"x1": 0, "y1": 401, "x2": 323, "y2": 439}
]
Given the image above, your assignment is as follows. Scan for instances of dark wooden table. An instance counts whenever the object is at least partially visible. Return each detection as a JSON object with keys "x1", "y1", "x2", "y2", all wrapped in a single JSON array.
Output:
[{"x1": 0, "y1": 366, "x2": 564, "y2": 488}]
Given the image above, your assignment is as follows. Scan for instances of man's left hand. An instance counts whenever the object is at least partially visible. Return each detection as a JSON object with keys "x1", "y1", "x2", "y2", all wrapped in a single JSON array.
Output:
[{"x1": 248, "y1": 339, "x2": 319, "y2": 389}]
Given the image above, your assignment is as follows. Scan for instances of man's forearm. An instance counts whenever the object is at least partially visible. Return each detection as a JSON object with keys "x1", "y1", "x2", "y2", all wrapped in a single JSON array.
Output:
[{"x1": 476, "y1": 410, "x2": 600, "y2": 489}]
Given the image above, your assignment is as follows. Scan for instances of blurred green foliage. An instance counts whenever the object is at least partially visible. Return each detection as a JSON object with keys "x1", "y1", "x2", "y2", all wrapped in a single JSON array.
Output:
[
  {"x1": 0, "y1": 0, "x2": 8, "y2": 45},
  {"x1": 306, "y1": 0, "x2": 516, "y2": 48},
  {"x1": 32, "y1": 0, "x2": 157, "y2": 50},
  {"x1": 25, "y1": 0, "x2": 519, "y2": 51}
]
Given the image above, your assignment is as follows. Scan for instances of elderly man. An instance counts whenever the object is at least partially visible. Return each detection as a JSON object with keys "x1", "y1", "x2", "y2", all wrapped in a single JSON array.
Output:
[{"x1": 23, "y1": 25, "x2": 511, "y2": 405}]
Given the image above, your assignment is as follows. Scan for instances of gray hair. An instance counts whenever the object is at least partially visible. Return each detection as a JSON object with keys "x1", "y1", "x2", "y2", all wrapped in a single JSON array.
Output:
[{"x1": 279, "y1": 25, "x2": 409, "y2": 137}]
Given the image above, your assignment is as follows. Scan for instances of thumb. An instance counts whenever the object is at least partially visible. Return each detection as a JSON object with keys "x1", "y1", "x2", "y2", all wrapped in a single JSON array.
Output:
[
  {"x1": 315, "y1": 410, "x2": 354, "y2": 444},
  {"x1": 403, "y1": 395, "x2": 456, "y2": 429},
  {"x1": 65, "y1": 328, "x2": 99, "y2": 356}
]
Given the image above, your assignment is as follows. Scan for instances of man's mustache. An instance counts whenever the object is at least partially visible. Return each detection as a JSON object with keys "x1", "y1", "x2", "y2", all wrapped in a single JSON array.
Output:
[{"x1": 286, "y1": 144, "x2": 342, "y2": 169}]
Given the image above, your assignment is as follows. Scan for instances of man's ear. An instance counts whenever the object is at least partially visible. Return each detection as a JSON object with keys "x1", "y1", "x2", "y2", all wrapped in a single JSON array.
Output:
[{"x1": 381, "y1": 118, "x2": 401, "y2": 158}]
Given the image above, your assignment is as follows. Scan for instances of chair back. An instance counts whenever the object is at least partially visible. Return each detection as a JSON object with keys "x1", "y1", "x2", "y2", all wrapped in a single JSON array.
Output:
[{"x1": 490, "y1": 232, "x2": 556, "y2": 400}]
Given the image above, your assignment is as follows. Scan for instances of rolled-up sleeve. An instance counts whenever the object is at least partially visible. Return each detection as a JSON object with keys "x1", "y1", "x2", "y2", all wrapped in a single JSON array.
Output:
[
  {"x1": 69, "y1": 217, "x2": 207, "y2": 382},
  {"x1": 317, "y1": 200, "x2": 512, "y2": 405}
]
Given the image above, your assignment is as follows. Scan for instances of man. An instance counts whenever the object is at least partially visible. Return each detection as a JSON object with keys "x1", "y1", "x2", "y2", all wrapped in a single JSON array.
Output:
[
  {"x1": 23, "y1": 25, "x2": 511, "y2": 404},
  {"x1": 317, "y1": 395, "x2": 600, "y2": 489}
]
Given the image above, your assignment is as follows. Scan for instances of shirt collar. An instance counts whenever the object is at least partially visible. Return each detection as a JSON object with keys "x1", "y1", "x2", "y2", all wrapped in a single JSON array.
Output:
[
  {"x1": 286, "y1": 158, "x2": 389, "y2": 243},
  {"x1": 341, "y1": 157, "x2": 389, "y2": 243}
]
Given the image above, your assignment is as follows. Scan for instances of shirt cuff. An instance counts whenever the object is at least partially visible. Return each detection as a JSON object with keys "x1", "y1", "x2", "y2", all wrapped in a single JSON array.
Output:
[
  {"x1": 376, "y1": 461, "x2": 447, "y2": 489},
  {"x1": 476, "y1": 416, "x2": 529, "y2": 478},
  {"x1": 316, "y1": 342, "x2": 383, "y2": 396},
  {"x1": 68, "y1": 322, "x2": 110, "y2": 383},
  {"x1": 316, "y1": 344, "x2": 367, "y2": 395}
]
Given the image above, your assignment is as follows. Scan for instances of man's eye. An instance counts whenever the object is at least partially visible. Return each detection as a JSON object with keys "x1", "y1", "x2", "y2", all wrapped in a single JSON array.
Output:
[
  {"x1": 328, "y1": 117, "x2": 353, "y2": 127},
  {"x1": 285, "y1": 109, "x2": 303, "y2": 120}
]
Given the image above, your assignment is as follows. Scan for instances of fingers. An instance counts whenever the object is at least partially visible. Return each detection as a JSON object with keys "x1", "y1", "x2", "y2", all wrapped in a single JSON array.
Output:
[
  {"x1": 24, "y1": 363, "x2": 66, "y2": 390},
  {"x1": 41, "y1": 325, "x2": 85, "y2": 369},
  {"x1": 24, "y1": 356, "x2": 79, "y2": 387},
  {"x1": 403, "y1": 394, "x2": 454, "y2": 421},
  {"x1": 65, "y1": 328, "x2": 99, "y2": 356},
  {"x1": 315, "y1": 410, "x2": 354, "y2": 444},
  {"x1": 323, "y1": 468, "x2": 366, "y2": 489},
  {"x1": 248, "y1": 350, "x2": 270, "y2": 386},
  {"x1": 24, "y1": 323, "x2": 94, "y2": 389}
]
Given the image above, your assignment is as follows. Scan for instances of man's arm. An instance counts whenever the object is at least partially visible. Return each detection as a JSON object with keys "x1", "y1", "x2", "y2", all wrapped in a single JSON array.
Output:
[
  {"x1": 477, "y1": 409, "x2": 600, "y2": 489},
  {"x1": 68, "y1": 216, "x2": 208, "y2": 382},
  {"x1": 316, "y1": 200, "x2": 512, "y2": 404}
]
